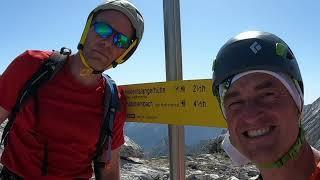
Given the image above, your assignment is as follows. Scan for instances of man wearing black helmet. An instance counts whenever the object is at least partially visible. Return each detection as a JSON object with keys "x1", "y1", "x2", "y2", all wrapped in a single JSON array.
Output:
[
  {"x1": 212, "y1": 31, "x2": 320, "y2": 179},
  {"x1": 0, "y1": 0, "x2": 144, "y2": 179}
]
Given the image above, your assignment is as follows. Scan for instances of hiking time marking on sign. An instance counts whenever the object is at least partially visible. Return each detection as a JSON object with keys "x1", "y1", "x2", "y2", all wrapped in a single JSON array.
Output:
[{"x1": 119, "y1": 79, "x2": 226, "y2": 127}]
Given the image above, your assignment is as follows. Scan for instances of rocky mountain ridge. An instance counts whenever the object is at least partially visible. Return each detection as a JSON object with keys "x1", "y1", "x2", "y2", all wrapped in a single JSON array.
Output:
[
  {"x1": 119, "y1": 132, "x2": 260, "y2": 180},
  {"x1": 302, "y1": 97, "x2": 320, "y2": 149}
]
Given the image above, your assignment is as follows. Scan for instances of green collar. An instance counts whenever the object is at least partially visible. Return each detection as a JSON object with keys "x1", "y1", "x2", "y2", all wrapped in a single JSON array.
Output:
[{"x1": 258, "y1": 127, "x2": 305, "y2": 168}]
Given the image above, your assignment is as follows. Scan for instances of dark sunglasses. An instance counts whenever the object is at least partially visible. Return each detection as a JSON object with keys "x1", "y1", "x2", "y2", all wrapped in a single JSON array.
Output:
[{"x1": 93, "y1": 22, "x2": 132, "y2": 49}]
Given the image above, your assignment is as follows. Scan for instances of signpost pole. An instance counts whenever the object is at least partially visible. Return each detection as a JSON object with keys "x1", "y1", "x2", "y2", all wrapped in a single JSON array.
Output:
[{"x1": 163, "y1": 0, "x2": 185, "y2": 179}]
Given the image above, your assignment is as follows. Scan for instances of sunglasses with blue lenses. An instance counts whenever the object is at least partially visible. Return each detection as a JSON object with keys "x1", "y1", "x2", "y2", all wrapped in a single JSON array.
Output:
[{"x1": 93, "y1": 22, "x2": 132, "y2": 49}]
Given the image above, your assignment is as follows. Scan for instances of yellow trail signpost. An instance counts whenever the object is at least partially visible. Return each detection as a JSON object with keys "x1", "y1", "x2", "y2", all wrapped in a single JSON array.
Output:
[{"x1": 120, "y1": 79, "x2": 227, "y2": 128}]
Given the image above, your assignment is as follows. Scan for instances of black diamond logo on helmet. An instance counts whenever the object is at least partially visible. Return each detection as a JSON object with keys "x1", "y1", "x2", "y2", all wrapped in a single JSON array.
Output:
[{"x1": 250, "y1": 41, "x2": 262, "y2": 54}]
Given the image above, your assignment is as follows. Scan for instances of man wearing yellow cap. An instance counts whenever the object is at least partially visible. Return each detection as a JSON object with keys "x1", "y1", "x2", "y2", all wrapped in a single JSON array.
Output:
[{"x1": 0, "y1": 0, "x2": 144, "y2": 179}]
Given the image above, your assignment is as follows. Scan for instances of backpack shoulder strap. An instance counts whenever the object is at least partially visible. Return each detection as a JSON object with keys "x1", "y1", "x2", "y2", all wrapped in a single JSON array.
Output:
[
  {"x1": 1, "y1": 49, "x2": 69, "y2": 145},
  {"x1": 93, "y1": 74, "x2": 120, "y2": 178}
]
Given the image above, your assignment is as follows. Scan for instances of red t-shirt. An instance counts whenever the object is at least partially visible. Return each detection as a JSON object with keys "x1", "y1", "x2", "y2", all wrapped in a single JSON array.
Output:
[
  {"x1": 0, "y1": 50, "x2": 126, "y2": 179},
  {"x1": 309, "y1": 162, "x2": 320, "y2": 180}
]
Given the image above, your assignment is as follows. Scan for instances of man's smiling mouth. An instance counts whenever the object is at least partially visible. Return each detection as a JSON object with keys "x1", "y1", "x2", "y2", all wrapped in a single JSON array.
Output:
[{"x1": 243, "y1": 126, "x2": 276, "y2": 138}]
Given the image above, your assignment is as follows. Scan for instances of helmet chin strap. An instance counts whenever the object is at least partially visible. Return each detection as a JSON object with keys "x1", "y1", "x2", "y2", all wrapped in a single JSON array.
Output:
[
  {"x1": 77, "y1": 14, "x2": 104, "y2": 76},
  {"x1": 79, "y1": 50, "x2": 104, "y2": 76},
  {"x1": 258, "y1": 126, "x2": 306, "y2": 168},
  {"x1": 78, "y1": 39, "x2": 138, "y2": 76}
]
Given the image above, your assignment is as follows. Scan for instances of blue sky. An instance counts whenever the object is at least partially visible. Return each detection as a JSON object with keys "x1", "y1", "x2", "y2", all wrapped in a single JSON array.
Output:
[{"x1": 0, "y1": 0, "x2": 319, "y2": 104}]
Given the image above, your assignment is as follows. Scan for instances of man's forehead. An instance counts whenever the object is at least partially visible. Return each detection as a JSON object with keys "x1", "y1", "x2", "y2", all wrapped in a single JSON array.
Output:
[
  {"x1": 233, "y1": 73, "x2": 281, "y2": 88},
  {"x1": 225, "y1": 73, "x2": 283, "y2": 98}
]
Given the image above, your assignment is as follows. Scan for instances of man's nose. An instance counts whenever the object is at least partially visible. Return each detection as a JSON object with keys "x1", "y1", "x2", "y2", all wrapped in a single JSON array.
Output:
[
  {"x1": 241, "y1": 100, "x2": 264, "y2": 124},
  {"x1": 103, "y1": 34, "x2": 115, "y2": 48}
]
